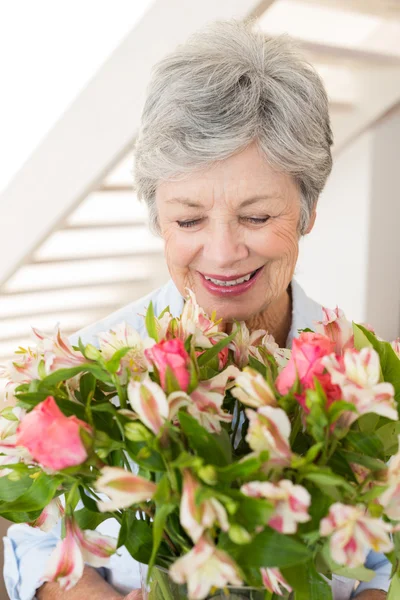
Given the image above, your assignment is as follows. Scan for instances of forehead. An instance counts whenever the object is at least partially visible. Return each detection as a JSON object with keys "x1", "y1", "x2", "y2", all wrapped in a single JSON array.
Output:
[{"x1": 156, "y1": 142, "x2": 298, "y2": 208}]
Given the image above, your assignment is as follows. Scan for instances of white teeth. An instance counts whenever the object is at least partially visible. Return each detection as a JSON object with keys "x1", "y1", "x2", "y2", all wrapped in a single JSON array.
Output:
[{"x1": 204, "y1": 272, "x2": 254, "y2": 286}]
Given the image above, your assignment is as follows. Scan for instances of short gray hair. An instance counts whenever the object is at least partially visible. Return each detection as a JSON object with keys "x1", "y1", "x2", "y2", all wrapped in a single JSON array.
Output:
[{"x1": 133, "y1": 19, "x2": 333, "y2": 234}]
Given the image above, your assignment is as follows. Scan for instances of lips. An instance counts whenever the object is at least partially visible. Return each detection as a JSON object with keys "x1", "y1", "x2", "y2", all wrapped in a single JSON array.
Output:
[{"x1": 198, "y1": 266, "x2": 264, "y2": 297}]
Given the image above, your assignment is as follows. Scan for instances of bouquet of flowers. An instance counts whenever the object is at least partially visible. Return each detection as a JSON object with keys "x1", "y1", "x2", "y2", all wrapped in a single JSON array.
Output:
[{"x1": 1, "y1": 290, "x2": 400, "y2": 599}]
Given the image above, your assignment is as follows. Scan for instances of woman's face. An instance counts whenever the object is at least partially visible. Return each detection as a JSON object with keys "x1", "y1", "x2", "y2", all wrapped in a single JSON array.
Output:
[{"x1": 156, "y1": 142, "x2": 312, "y2": 323}]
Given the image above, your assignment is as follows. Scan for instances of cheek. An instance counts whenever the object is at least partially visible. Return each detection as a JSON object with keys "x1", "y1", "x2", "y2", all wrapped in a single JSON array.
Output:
[
  {"x1": 248, "y1": 223, "x2": 299, "y2": 264},
  {"x1": 163, "y1": 228, "x2": 201, "y2": 269}
]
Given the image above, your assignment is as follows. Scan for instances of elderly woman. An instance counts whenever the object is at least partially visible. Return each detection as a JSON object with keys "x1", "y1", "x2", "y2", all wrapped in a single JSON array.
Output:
[{"x1": 4, "y1": 20, "x2": 390, "y2": 600}]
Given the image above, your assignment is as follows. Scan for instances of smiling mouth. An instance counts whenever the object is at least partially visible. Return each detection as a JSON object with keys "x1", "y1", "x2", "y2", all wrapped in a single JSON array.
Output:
[{"x1": 201, "y1": 268, "x2": 262, "y2": 287}]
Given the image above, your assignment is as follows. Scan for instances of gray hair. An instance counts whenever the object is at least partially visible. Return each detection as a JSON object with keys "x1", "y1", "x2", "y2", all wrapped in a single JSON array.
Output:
[{"x1": 133, "y1": 19, "x2": 333, "y2": 235}]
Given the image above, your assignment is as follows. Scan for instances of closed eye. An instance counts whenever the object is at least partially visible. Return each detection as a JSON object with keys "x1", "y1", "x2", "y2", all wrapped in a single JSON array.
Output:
[
  {"x1": 177, "y1": 219, "x2": 203, "y2": 228},
  {"x1": 242, "y1": 216, "x2": 270, "y2": 224}
]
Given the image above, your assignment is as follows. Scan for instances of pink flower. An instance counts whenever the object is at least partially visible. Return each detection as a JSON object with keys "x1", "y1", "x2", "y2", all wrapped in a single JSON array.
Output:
[
  {"x1": 33, "y1": 326, "x2": 86, "y2": 373},
  {"x1": 29, "y1": 498, "x2": 64, "y2": 532},
  {"x1": 315, "y1": 307, "x2": 354, "y2": 355},
  {"x1": 276, "y1": 332, "x2": 335, "y2": 395},
  {"x1": 15, "y1": 396, "x2": 91, "y2": 471},
  {"x1": 241, "y1": 480, "x2": 311, "y2": 534},
  {"x1": 128, "y1": 378, "x2": 169, "y2": 435},
  {"x1": 179, "y1": 289, "x2": 222, "y2": 348},
  {"x1": 232, "y1": 367, "x2": 277, "y2": 408},
  {"x1": 379, "y1": 435, "x2": 400, "y2": 519},
  {"x1": 320, "y1": 503, "x2": 393, "y2": 568},
  {"x1": 391, "y1": 338, "x2": 400, "y2": 359},
  {"x1": 168, "y1": 366, "x2": 238, "y2": 434},
  {"x1": 169, "y1": 535, "x2": 242, "y2": 600},
  {"x1": 323, "y1": 348, "x2": 398, "y2": 423},
  {"x1": 245, "y1": 406, "x2": 291, "y2": 467},
  {"x1": 261, "y1": 567, "x2": 292, "y2": 596},
  {"x1": 94, "y1": 466, "x2": 157, "y2": 511},
  {"x1": 229, "y1": 322, "x2": 267, "y2": 368},
  {"x1": 41, "y1": 518, "x2": 84, "y2": 591},
  {"x1": 98, "y1": 322, "x2": 147, "y2": 382},
  {"x1": 145, "y1": 339, "x2": 190, "y2": 392},
  {"x1": 42, "y1": 517, "x2": 116, "y2": 590},
  {"x1": 180, "y1": 470, "x2": 229, "y2": 542}
]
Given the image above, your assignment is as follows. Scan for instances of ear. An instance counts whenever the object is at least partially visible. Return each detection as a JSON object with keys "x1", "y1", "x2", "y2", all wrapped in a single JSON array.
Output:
[{"x1": 304, "y1": 207, "x2": 317, "y2": 235}]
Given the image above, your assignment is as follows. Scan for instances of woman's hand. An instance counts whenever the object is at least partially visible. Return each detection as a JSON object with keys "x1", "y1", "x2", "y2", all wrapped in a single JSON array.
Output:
[{"x1": 121, "y1": 592, "x2": 142, "y2": 600}]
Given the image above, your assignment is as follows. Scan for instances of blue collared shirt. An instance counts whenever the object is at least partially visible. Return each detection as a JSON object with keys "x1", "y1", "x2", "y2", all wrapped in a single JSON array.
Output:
[{"x1": 3, "y1": 279, "x2": 391, "y2": 598}]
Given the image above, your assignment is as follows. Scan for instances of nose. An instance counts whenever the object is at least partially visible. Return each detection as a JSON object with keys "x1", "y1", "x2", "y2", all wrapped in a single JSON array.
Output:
[{"x1": 202, "y1": 221, "x2": 249, "y2": 268}]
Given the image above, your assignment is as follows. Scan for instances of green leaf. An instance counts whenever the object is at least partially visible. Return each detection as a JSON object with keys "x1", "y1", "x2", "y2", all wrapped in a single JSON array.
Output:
[
  {"x1": 303, "y1": 470, "x2": 354, "y2": 493},
  {"x1": 339, "y1": 449, "x2": 386, "y2": 472},
  {"x1": 105, "y1": 347, "x2": 131, "y2": 375},
  {"x1": 353, "y1": 323, "x2": 400, "y2": 404},
  {"x1": 234, "y1": 496, "x2": 274, "y2": 532},
  {"x1": 1, "y1": 509, "x2": 43, "y2": 523},
  {"x1": 282, "y1": 563, "x2": 332, "y2": 600},
  {"x1": 74, "y1": 507, "x2": 112, "y2": 530},
  {"x1": 145, "y1": 302, "x2": 159, "y2": 342},
  {"x1": 237, "y1": 527, "x2": 311, "y2": 568},
  {"x1": 376, "y1": 421, "x2": 400, "y2": 454},
  {"x1": 178, "y1": 412, "x2": 230, "y2": 467},
  {"x1": 357, "y1": 413, "x2": 380, "y2": 433},
  {"x1": 216, "y1": 455, "x2": 263, "y2": 483},
  {"x1": 0, "y1": 473, "x2": 33, "y2": 503},
  {"x1": 148, "y1": 503, "x2": 176, "y2": 574},
  {"x1": 388, "y1": 572, "x2": 400, "y2": 600},
  {"x1": 0, "y1": 473, "x2": 62, "y2": 513},
  {"x1": 346, "y1": 430, "x2": 385, "y2": 460},
  {"x1": 125, "y1": 439, "x2": 166, "y2": 472},
  {"x1": 197, "y1": 331, "x2": 236, "y2": 367},
  {"x1": 79, "y1": 372, "x2": 96, "y2": 404},
  {"x1": 39, "y1": 363, "x2": 112, "y2": 388},
  {"x1": 124, "y1": 517, "x2": 155, "y2": 564}
]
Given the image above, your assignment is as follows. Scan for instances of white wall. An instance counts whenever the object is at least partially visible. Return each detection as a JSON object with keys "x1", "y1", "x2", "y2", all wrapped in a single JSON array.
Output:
[{"x1": 295, "y1": 130, "x2": 373, "y2": 325}]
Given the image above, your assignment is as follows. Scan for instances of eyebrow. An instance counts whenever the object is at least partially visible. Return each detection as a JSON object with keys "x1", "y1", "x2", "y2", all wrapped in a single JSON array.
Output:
[{"x1": 165, "y1": 195, "x2": 277, "y2": 208}]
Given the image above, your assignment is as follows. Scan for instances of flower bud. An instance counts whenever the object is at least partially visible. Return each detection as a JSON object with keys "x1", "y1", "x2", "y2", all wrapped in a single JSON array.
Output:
[
  {"x1": 198, "y1": 465, "x2": 218, "y2": 486},
  {"x1": 125, "y1": 422, "x2": 153, "y2": 443},
  {"x1": 228, "y1": 525, "x2": 252, "y2": 545},
  {"x1": 84, "y1": 344, "x2": 101, "y2": 361}
]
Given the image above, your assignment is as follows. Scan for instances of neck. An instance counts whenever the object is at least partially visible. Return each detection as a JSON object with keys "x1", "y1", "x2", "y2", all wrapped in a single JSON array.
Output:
[{"x1": 244, "y1": 286, "x2": 293, "y2": 348}]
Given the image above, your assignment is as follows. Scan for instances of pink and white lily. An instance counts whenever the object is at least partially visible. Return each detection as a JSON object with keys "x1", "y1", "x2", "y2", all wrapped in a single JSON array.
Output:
[
  {"x1": 168, "y1": 366, "x2": 238, "y2": 434},
  {"x1": 241, "y1": 480, "x2": 311, "y2": 534},
  {"x1": 315, "y1": 307, "x2": 354, "y2": 355},
  {"x1": 128, "y1": 378, "x2": 169, "y2": 435},
  {"x1": 29, "y1": 498, "x2": 64, "y2": 532},
  {"x1": 229, "y1": 322, "x2": 267, "y2": 368},
  {"x1": 33, "y1": 326, "x2": 86, "y2": 373},
  {"x1": 180, "y1": 289, "x2": 222, "y2": 349},
  {"x1": 41, "y1": 518, "x2": 84, "y2": 591},
  {"x1": 245, "y1": 406, "x2": 292, "y2": 467},
  {"x1": 323, "y1": 348, "x2": 398, "y2": 423},
  {"x1": 180, "y1": 470, "x2": 229, "y2": 542},
  {"x1": 320, "y1": 503, "x2": 393, "y2": 568},
  {"x1": 169, "y1": 535, "x2": 243, "y2": 600},
  {"x1": 98, "y1": 322, "x2": 147, "y2": 382},
  {"x1": 261, "y1": 567, "x2": 292, "y2": 596},
  {"x1": 232, "y1": 367, "x2": 276, "y2": 408},
  {"x1": 94, "y1": 466, "x2": 157, "y2": 511},
  {"x1": 379, "y1": 435, "x2": 400, "y2": 519},
  {"x1": 41, "y1": 517, "x2": 117, "y2": 590},
  {"x1": 391, "y1": 339, "x2": 400, "y2": 359}
]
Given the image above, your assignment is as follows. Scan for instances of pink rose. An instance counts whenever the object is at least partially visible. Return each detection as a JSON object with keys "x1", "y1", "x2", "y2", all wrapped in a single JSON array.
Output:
[
  {"x1": 145, "y1": 339, "x2": 190, "y2": 392},
  {"x1": 16, "y1": 396, "x2": 91, "y2": 470},
  {"x1": 276, "y1": 332, "x2": 334, "y2": 395}
]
